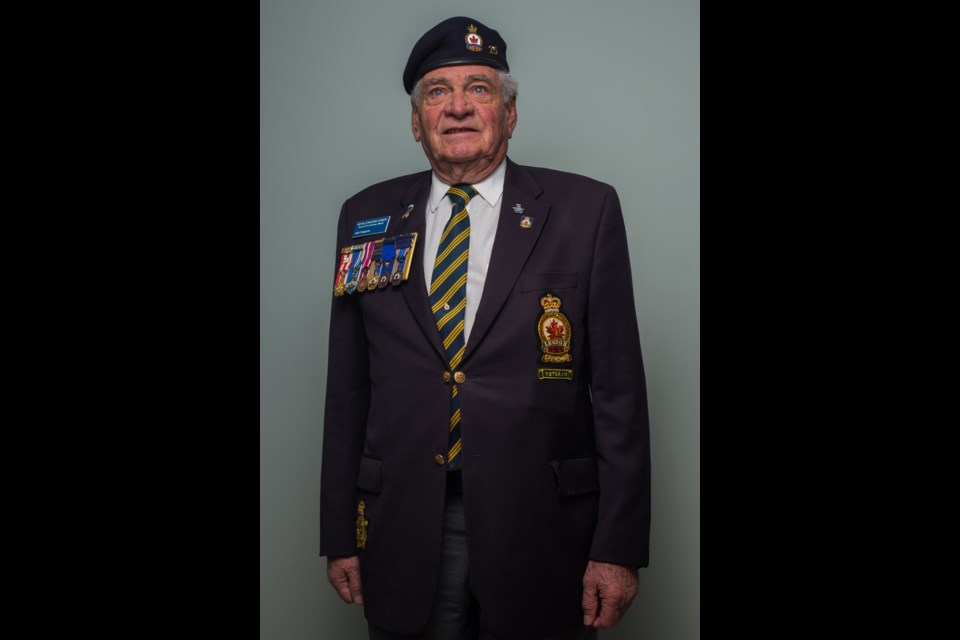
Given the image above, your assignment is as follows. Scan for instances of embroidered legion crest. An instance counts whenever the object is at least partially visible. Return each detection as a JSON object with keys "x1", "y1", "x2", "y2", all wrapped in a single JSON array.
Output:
[
  {"x1": 465, "y1": 24, "x2": 483, "y2": 52},
  {"x1": 538, "y1": 293, "x2": 573, "y2": 363},
  {"x1": 356, "y1": 501, "x2": 369, "y2": 549}
]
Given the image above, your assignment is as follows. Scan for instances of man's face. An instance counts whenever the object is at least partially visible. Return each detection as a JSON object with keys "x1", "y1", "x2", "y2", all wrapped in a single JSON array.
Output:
[{"x1": 411, "y1": 65, "x2": 517, "y2": 173}]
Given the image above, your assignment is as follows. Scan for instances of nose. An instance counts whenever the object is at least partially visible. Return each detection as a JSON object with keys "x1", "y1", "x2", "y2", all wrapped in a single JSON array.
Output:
[{"x1": 444, "y1": 90, "x2": 474, "y2": 118}]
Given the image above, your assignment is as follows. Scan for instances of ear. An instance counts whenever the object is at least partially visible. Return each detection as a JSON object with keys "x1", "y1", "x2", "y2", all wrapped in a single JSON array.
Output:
[
  {"x1": 505, "y1": 99, "x2": 518, "y2": 139},
  {"x1": 411, "y1": 107, "x2": 421, "y2": 142}
]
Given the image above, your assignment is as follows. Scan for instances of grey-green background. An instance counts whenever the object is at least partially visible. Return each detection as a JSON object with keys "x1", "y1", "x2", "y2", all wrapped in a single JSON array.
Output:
[{"x1": 261, "y1": 0, "x2": 699, "y2": 638}]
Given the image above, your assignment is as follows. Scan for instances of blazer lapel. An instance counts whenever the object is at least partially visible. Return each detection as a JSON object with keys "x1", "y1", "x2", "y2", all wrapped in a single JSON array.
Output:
[
  {"x1": 396, "y1": 173, "x2": 448, "y2": 363},
  {"x1": 465, "y1": 159, "x2": 550, "y2": 360}
]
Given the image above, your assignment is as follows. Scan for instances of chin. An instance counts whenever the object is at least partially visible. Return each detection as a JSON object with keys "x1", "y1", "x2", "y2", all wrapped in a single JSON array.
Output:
[
  {"x1": 443, "y1": 155, "x2": 482, "y2": 165},
  {"x1": 430, "y1": 138, "x2": 475, "y2": 154}
]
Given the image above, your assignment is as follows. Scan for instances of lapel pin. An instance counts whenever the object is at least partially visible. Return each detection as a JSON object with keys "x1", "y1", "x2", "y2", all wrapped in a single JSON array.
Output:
[
  {"x1": 401, "y1": 204, "x2": 414, "y2": 220},
  {"x1": 520, "y1": 215, "x2": 532, "y2": 229},
  {"x1": 512, "y1": 204, "x2": 524, "y2": 214}
]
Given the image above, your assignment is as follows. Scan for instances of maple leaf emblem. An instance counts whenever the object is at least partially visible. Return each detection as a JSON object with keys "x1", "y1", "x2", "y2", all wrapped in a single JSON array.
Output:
[
  {"x1": 546, "y1": 320, "x2": 564, "y2": 339},
  {"x1": 468, "y1": 35, "x2": 479, "y2": 44}
]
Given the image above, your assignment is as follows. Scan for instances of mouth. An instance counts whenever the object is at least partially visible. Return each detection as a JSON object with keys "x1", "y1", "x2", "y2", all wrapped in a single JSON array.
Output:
[{"x1": 443, "y1": 127, "x2": 478, "y2": 135}]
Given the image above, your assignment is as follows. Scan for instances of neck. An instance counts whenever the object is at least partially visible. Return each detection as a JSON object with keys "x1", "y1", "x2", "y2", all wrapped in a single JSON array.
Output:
[{"x1": 431, "y1": 154, "x2": 505, "y2": 186}]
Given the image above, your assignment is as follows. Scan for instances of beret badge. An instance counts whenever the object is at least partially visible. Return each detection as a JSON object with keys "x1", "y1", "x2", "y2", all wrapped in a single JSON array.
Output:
[{"x1": 465, "y1": 24, "x2": 483, "y2": 52}]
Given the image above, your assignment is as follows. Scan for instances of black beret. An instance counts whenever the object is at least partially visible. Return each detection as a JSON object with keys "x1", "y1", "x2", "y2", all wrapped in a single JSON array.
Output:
[{"x1": 403, "y1": 17, "x2": 509, "y2": 95}]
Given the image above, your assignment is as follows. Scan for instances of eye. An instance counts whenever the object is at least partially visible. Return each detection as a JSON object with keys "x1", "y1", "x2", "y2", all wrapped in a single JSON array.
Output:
[
  {"x1": 430, "y1": 88, "x2": 444, "y2": 97},
  {"x1": 472, "y1": 86, "x2": 488, "y2": 94}
]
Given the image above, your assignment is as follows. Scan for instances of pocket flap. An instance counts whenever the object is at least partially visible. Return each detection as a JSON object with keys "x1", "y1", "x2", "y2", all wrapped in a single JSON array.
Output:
[
  {"x1": 549, "y1": 457, "x2": 600, "y2": 497},
  {"x1": 356, "y1": 456, "x2": 383, "y2": 494},
  {"x1": 520, "y1": 271, "x2": 578, "y2": 292}
]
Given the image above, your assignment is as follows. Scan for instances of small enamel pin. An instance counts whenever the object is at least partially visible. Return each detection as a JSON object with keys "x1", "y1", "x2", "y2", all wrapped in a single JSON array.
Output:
[
  {"x1": 401, "y1": 204, "x2": 414, "y2": 220},
  {"x1": 356, "y1": 501, "x2": 369, "y2": 550},
  {"x1": 513, "y1": 204, "x2": 532, "y2": 228}
]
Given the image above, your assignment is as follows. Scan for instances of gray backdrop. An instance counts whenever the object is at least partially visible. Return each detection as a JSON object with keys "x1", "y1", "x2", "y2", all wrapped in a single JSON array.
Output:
[{"x1": 261, "y1": 0, "x2": 700, "y2": 638}]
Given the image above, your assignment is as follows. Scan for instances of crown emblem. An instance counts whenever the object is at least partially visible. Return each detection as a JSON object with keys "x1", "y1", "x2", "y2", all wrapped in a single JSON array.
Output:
[
  {"x1": 467, "y1": 24, "x2": 478, "y2": 33},
  {"x1": 541, "y1": 293, "x2": 562, "y2": 312}
]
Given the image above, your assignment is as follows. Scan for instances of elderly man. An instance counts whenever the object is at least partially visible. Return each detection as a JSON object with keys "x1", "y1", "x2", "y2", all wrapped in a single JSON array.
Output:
[{"x1": 320, "y1": 16, "x2": 650, "y2": 640}]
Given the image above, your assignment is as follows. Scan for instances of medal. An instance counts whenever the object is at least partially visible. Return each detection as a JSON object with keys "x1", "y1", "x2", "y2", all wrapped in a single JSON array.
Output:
[
  {"x1": 390, "y1": 232, "x2": 418, "y2": 286},
  {"x1": 366, "y1": 239, "x2": 383, "y2": 291},
  {"x1": 378, "y1": 238, "x2": 396, "y2": 289},
  {"x1": 333, "y1": 247, "x2": 352, "y2": 297},
  {"x1": 344, "y1": 244, "x2": 365, "y2": 294},
  {"x1": 356, "y1": 241, "x2": 374, "y2": 293}
]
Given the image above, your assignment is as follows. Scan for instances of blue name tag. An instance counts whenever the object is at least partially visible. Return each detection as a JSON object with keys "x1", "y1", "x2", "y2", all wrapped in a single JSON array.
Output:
[{"x1": 352, "y1": 216, "x2": 391, "y2": 238}]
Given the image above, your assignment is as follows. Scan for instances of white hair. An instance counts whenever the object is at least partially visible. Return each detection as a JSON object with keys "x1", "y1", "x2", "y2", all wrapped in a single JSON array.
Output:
[{"x1": 410, "y1": 69, "x2": 518, "y2": 107}]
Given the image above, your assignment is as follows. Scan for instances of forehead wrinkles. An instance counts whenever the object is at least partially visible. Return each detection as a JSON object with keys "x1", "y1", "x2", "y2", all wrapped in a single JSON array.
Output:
[
  {"x1": 465, "y1": 74, "x2": 494, "y2": 85},
  {"x1": 423, "y1": 76, "x2": 453, "y2": 88}
]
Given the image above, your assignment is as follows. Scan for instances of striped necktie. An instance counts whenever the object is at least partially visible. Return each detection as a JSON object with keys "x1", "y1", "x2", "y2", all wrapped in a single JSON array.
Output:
[{"x1": 430, "y1": 184, "x2": 476, "y2": 469}]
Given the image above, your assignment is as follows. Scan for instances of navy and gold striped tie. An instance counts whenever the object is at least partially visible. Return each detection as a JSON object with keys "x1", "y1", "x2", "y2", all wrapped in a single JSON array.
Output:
[{"x1": 430, "y1": 184, "x2": 476, "y2": 469}]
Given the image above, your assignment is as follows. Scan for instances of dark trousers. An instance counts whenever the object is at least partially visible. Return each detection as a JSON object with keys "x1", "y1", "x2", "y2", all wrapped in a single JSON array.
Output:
[{"x1": 368, "y1": 473, "x2": 597, "y2": 640}]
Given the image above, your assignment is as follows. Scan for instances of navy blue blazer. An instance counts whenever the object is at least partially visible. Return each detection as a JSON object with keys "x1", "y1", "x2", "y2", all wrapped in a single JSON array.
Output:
[{"x1": 320, "y1": 158, "x2": 650, "y2": 640}]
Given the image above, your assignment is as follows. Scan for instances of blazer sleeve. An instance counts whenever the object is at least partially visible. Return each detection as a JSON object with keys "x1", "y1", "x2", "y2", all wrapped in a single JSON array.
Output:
[
  {"x1": 319, "y1": 200, "x2": 371, "y2": 557},
  {"x1": 586, "y1": 186, "x2": 652, "y2": 568}
]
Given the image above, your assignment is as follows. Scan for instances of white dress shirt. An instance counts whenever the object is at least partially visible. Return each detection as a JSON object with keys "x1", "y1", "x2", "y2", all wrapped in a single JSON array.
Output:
[{"x1": 423, "y1": 160, "x2": 505, "y2": 345}]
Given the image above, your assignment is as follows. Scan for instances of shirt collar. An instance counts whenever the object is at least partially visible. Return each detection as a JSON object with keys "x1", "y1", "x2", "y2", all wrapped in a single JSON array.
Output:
[{"x1": 427, "y1": 159, "x2": 507, "y2": 213}]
